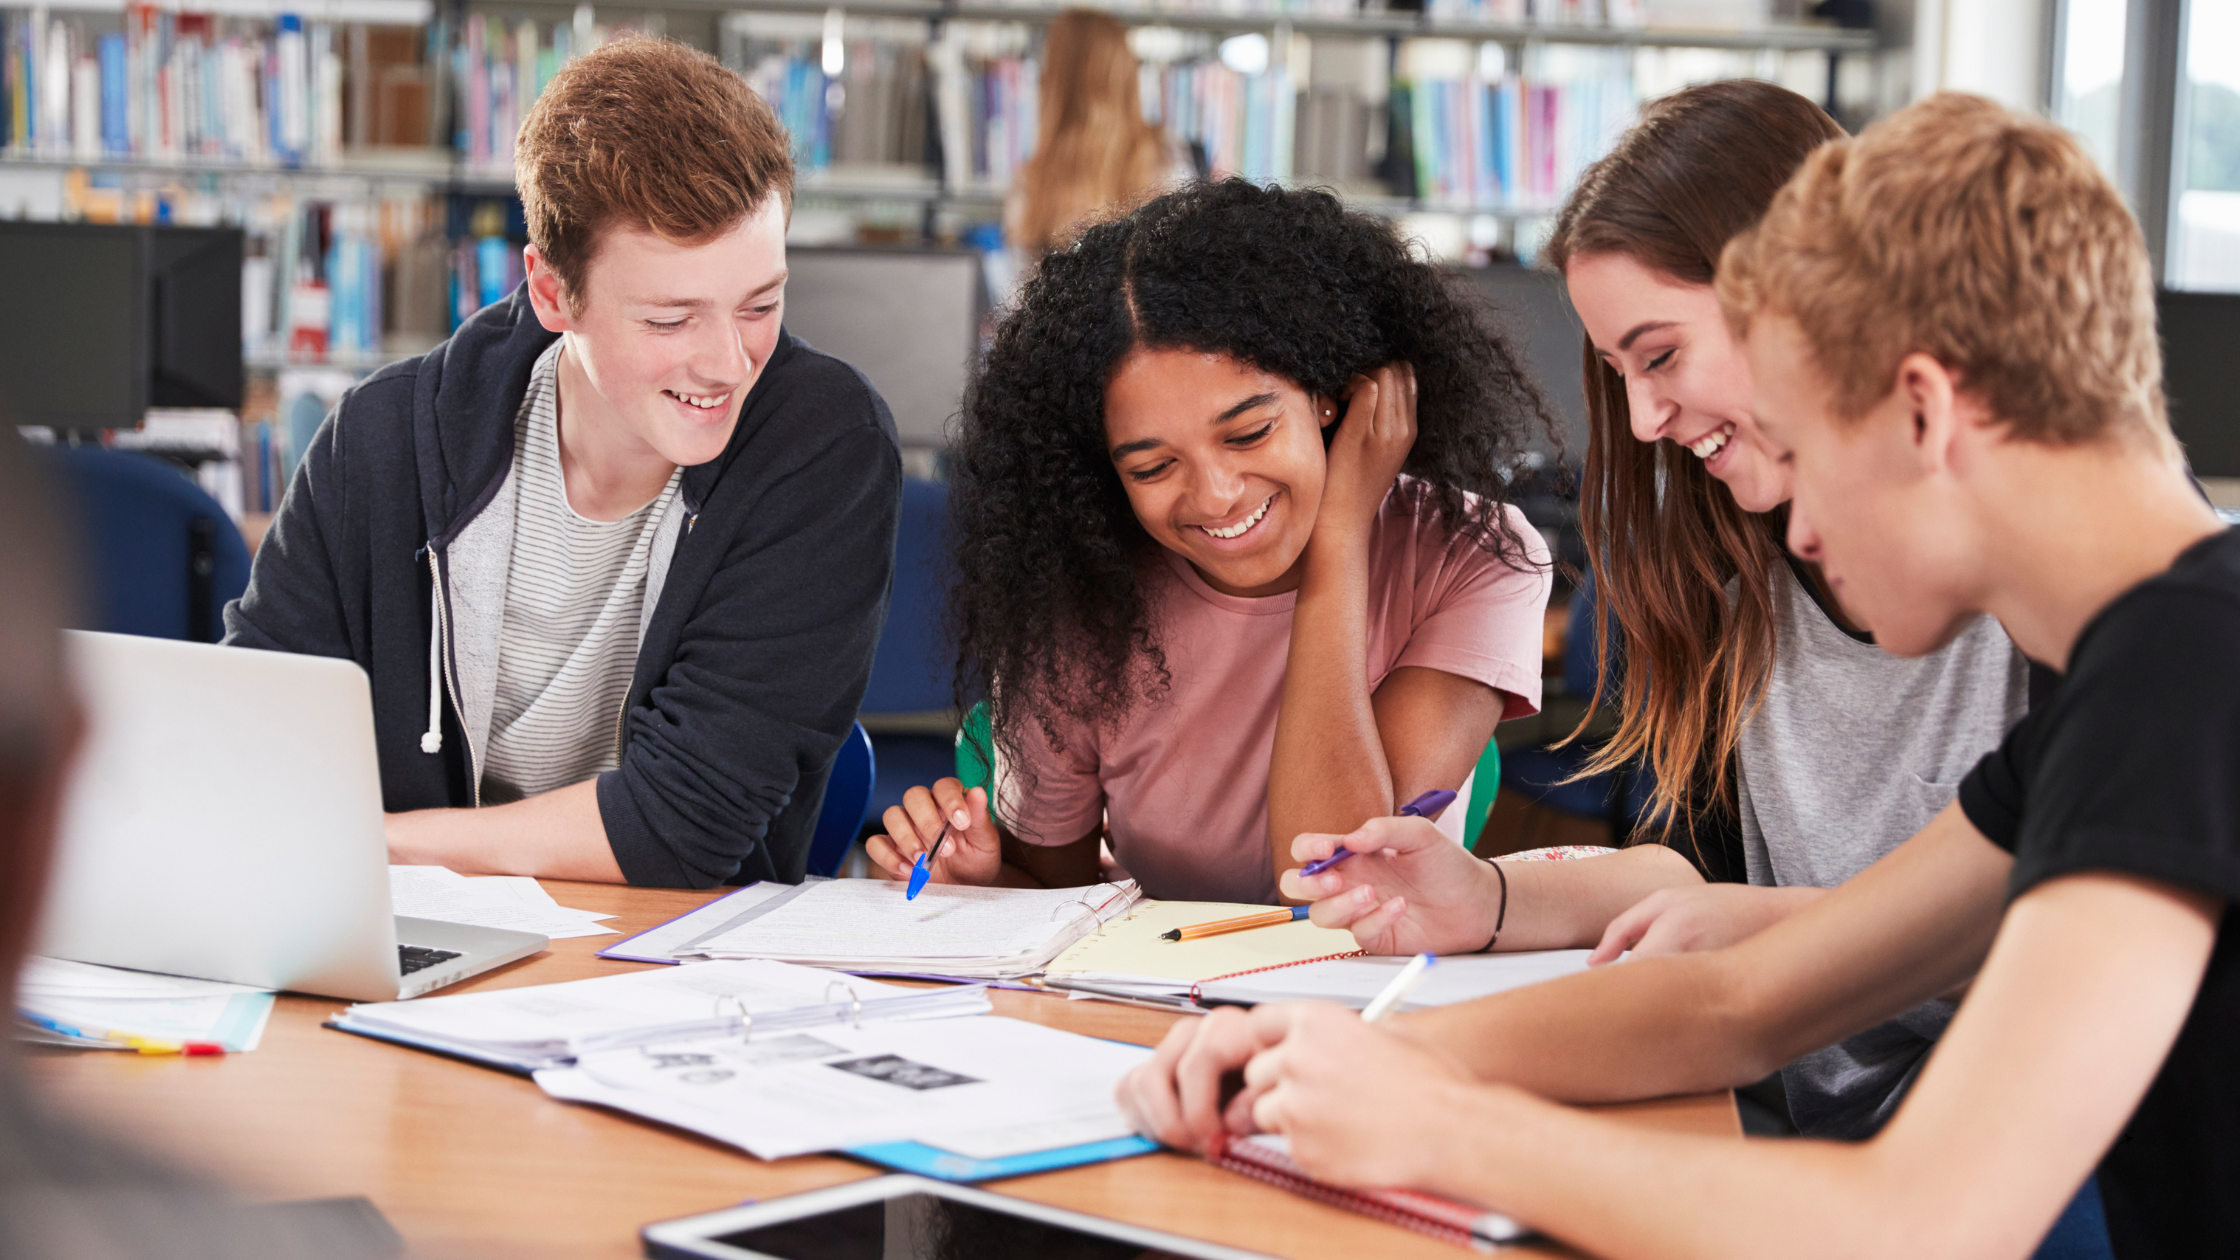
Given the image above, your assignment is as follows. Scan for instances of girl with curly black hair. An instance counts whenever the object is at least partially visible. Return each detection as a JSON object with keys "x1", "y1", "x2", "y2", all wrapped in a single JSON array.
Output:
[{"x1": 866, "y1": 179, "x2": 1559, "y2": 905}]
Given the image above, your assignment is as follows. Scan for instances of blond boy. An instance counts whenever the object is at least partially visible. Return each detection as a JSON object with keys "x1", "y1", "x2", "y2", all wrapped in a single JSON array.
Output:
[{"x1": 1121, "y1": 93, "x2": 2235, "y2": 1258}]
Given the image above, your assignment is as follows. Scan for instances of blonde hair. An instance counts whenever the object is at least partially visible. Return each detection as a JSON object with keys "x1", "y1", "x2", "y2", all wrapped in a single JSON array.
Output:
[
  {"x1": 1718, "y1": 92, "x2": 2171, "y2": 451},
  {"x1": 1011, "y1": 10, "x2": 1169, "y2": 256}
]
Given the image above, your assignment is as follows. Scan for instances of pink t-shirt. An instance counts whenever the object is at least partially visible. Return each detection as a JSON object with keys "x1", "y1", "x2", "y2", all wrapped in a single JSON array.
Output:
[{"x1": 1000, "y1": 479, "x2": 1552, "y2": 904}]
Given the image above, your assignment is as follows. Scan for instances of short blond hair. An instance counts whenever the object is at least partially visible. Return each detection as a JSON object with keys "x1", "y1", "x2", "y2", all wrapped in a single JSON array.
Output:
[{"x1": 1717, "y1": 92, "x2": 2169, "y2": 448}]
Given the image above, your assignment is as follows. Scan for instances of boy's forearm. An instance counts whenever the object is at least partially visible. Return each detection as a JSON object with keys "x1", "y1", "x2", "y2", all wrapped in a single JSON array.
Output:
[
  {"x1": 1395, "y1": 807, "x2": 2011, "y2": 1103},
  {"x1": 1420, "y1": 1082, "x2": 1891, "y2": 1260},
  {"x1": 385, "y1": 779, "x2": 628, "y2": 883}
]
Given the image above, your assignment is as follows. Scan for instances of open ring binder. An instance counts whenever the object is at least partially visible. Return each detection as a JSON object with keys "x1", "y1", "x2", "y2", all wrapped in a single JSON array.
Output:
[
  {"x1": 711, "y1": 994, "x2": 752, "y2": 1044},
  {"x1": 821, "y1": 980, "x2": 865, "y2": 1029}
]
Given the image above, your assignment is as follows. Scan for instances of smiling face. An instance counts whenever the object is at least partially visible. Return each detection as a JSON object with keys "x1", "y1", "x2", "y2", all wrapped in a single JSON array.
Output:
[
  {"x1": 1746, "y1": 314, "x2": 1989, "y2": 657},
  {"x1": 528, "y1": 197, "x2": 789, "y2": 470},
  {"x1": 1565, "y1": 251, "x2": 1790, "y2": 513},
  {"x1": 1104, "y1": 348, "x2": 1331, "y2": 597}
]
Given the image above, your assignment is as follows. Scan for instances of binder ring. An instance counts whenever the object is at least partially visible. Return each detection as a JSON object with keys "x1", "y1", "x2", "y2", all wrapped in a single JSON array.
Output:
[
  {"x1": 713, "y1": 994, "x2": 752, "y2": 1043},
  {"x1": 823, "y1": 979, "x2": 863, "y2": 1029},
  {"x1": 1049, "y1": 899, "x2": 1102, "y2": 938}
]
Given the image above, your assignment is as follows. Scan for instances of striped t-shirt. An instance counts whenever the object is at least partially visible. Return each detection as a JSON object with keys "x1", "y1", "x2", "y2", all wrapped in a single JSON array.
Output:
[{"x1": 481, "y1": 340, "x2": 682, "y2": 803}]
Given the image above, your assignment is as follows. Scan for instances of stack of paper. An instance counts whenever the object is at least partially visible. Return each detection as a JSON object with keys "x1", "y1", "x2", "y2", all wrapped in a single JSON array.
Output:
[
  {"x1": 330, "y1": 959, "x2": 992, "y2": 1073},
  {"x1": 676, "y1": 880, "x2": 1143, "y2": 981},
  {"x1": 389, "y1": 866, "x2": 618, "y2": 940},
  {"x1": 537, "y1": 1013, "x2": 1156, "y2": 1163},
  {"x1": 16, "y1": 957, "x2": 276, "y2": 1053}
]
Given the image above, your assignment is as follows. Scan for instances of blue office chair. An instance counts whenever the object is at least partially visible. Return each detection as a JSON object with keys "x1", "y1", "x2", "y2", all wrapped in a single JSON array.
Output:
[
  {"x1": 861, "y1": 478, "x2": 962, "y2": 824},
  {"x1": 47, "y1": 445, "x2": 250, "y2": 642},
  {"x1": 806, "y1": 722, "x2": 877, "y2": 879}
]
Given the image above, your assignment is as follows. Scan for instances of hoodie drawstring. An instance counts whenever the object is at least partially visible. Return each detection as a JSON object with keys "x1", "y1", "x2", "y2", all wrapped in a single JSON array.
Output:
[{"x1": 421, "y1": 547, "x2": 446, "y2": 755}]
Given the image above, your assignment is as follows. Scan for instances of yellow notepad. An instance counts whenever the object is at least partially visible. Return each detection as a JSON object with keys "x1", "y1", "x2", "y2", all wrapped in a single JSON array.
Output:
[{"x1": 1043, "y1": 899, "x2": 1362, "y2": 987}]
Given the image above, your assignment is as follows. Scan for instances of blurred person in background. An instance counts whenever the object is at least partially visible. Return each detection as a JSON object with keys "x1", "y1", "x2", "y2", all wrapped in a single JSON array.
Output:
[
  {"x1": 0, "y1": 430, "x2": 391, "y2": 1259},
  {"x1": 1004, "y1": 8, "x2": 1194, "y2": 262}
]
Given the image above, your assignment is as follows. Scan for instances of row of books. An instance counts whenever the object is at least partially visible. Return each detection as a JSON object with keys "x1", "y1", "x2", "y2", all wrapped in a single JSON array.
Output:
[
  {"x1": 931, "y1": 29, "x2": 1039, "y2": 193},
  {"x1": 1148, "y1": 60, "x2": 1295, "y2": 185},
  {"x1": 1400, "y1": 49, "x2": 1637, "y2": 209},
  {"x1": 731, "y1": 19, "x2": 935, "y2": 172},
  {"x1": 0, "y1": 8, "x2": 342, "y2": 164},
  {"x1": 454, "y1": 14, "x2": 650, "y2": 169}
]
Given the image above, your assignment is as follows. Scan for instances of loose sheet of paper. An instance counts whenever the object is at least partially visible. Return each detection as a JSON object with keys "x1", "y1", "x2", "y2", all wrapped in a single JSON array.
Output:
[
  {"x1": 19, "y1": 956, "x2": 271, "y2": 999},
  {"x1": 538, "y1": 1015, "x2": 1150, "y2": 1160},
  {"x1": 389, "y1": 866, "x2": 618, "y2": 938},
  {"x1": 1199, "y1": 949, "x2": 1595, "y2": 1010},
  {"x1": 690, "y1": 880, "x2": 1128, "y2": 964}
]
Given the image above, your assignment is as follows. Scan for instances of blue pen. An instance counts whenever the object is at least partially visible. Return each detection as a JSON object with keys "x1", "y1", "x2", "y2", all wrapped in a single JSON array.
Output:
[
  {"x1": 1298, "y1": 789, "x2": 1459, "y2": 877},
  {"x1": 904, "y1": 818, "x2": 957, "y2": 901}
]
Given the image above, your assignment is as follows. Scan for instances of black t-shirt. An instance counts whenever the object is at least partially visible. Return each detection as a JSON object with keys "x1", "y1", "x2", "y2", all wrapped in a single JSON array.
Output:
[{"x1": 1958, "y1": 526, "x2": 2240, "y2": 1259}]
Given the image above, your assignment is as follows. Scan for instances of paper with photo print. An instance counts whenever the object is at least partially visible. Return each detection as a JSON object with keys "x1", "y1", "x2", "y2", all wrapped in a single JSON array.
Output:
[{"x1": 536, "y1": 1015, "x2": 1149, "y2": 1160}]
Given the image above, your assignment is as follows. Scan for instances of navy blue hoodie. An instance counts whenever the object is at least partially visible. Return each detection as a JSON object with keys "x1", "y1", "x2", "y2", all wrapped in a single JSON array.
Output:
[{"x1": 224, "y1": 286, "x2": 901, "y2": 887}]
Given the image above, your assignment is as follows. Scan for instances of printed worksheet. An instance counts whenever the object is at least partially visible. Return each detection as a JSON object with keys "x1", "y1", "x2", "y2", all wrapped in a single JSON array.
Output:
[{"x1": 539, "y1": 1015, "x2": 1150, "y2": 1159}]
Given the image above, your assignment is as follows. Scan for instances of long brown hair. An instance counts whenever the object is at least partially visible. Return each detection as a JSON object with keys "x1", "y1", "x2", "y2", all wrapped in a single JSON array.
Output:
[
  {"x1": 1541, "y1": 80, "x2": 1843, "y2": 841},
  {"x1": 1011, "y1": 10, "x2": 1170, "y2": 255}
]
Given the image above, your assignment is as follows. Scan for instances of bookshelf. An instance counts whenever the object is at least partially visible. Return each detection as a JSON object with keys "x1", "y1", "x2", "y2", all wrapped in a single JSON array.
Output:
[{"x1": 0, "y1": 0, "x2": 1881, "y2": 514}]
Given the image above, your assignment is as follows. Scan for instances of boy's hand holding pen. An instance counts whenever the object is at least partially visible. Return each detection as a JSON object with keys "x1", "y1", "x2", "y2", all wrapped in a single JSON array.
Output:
[{"x1": 864, "y1": 777, "x2": 1004, "y2": 889}]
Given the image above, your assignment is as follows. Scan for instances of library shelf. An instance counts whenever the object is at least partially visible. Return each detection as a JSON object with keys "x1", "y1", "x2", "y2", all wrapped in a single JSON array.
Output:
[
  {"x1": 697, "y1": 0, "x2": 1873, "y2": 52},
  {"x1": 0, "y1": 150, "x2": 457, "y2": 185},
  {"x1": 27, "y1": 0, "x2": 429, "y2": 22}
]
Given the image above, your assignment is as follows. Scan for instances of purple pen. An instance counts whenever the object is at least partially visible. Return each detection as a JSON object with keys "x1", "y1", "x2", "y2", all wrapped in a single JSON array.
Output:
[{"x1": 1298, "y1": 789, "x2": 1459, "y2": 877}]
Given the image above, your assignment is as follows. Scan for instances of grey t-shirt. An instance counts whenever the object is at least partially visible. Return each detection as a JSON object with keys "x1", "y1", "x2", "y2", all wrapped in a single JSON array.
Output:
[
  {"x1": 481, "y1": 340, "x2": 682, "y2": 804},
  {"x1": 1737, "y1": 561, "x2": 2028, "y2": 1138}
]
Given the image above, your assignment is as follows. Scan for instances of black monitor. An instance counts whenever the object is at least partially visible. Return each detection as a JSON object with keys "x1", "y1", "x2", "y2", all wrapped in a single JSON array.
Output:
[
  {"x1": 0, "y1": 223, "x2": 146, "y2": 434},
  {"x1": 2160, "y1": 289, "x2": 2240, "y2": 480},
  {"x1": 148, "y1": 226, "x2": 243, "y2": 411},
  {"x1": 0, "y1": 222, "x2": 242, "y2": 436}
]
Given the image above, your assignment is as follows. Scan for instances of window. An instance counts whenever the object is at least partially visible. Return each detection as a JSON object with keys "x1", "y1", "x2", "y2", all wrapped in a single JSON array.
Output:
[
  {"x1": 2053, "y1": 0, "x2": 2127, "y2": 179},
  {"x1": 2171, "y1": 0, "x2": 2240, "y2": 291}
]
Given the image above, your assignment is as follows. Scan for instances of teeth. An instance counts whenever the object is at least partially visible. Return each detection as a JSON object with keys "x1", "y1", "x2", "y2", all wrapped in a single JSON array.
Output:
[
  {"x1": 667, "y1": 390, "x2": 725, "y2": 410},
  {"x1": 1688, "y1": 425, "x2": 1733, "y2": 460},
  {"x1": 1200, "y1": 496, "x2": 1272, "y2": 540}
]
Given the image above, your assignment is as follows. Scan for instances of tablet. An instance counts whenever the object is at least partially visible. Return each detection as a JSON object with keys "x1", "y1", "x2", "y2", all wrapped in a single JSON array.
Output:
[{"x1": 641, "y1": 1174, "x2": 1276, "y2": 1260}]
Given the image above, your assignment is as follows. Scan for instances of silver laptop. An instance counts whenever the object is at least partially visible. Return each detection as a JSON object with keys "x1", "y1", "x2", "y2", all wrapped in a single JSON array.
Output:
[{"x1": 37, "y1": 631, "x2": 547, "y2": 1001}]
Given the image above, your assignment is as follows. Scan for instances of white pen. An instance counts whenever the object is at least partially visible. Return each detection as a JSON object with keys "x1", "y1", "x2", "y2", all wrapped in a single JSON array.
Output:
[{"x1": 1360, "y1": 952, "x2": 1437, "y2": 1023}]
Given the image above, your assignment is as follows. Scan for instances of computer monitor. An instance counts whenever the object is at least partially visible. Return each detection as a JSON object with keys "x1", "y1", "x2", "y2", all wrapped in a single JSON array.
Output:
[
  {"x1": 147, "y1": 226, "x2": 243, "y2": 411},
  {"x1": 0, "y1": 222, "x2": 243, "y2": 435},
  {"x1": 2159, "y1": 289, "x2": 2240, "y2": 480},
  {"x1": 0, "y1": 223, "x2": 146, "y2": 434},
  {"x1": 1463, "y1": 262, "x2": 1588, "y2": 460},
  {"x1": 782, "y1": 246, "x2": 982, "y2": 447}
]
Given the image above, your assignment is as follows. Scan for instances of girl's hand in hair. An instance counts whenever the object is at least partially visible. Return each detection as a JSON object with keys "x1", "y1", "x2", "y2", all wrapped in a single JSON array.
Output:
[
  {"x1": 1315, "y1": 363, "x2": 1418, "y2": 547},
  {"x1": 865, "y1": 780, "x2": 1003, "y2": 886}
]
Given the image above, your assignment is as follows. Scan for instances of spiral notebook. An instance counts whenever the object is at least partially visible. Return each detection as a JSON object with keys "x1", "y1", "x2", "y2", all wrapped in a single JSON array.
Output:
[{"x1": 1207, "y1": 1133, "x2": 1527, "y2": 1252}]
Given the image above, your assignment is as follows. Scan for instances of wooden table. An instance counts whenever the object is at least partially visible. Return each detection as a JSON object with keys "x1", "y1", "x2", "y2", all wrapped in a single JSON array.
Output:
[{"x1": 24, "y1": 882, "x2": 1737, "y2": 1259}]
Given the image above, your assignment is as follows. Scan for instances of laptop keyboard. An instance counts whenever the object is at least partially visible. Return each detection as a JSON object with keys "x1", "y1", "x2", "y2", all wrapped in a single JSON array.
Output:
[{"x1": 398, "y1": 944, "x2": 463, "y2": 976}]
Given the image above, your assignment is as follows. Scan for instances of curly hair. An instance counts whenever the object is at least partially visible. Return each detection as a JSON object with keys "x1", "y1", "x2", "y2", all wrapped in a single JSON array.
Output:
[{"x1": 949, "y1": 178, "x2": 1558, "y2": 789}]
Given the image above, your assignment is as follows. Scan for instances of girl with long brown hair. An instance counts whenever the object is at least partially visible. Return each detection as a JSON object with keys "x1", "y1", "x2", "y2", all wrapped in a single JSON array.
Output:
[
  {"x1": 1269, "y1": 81, "x2": 2043, "y2": 1145},
  {"x1": 1004, "y1": 9, "x2": 1188, "y2": 257}
]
